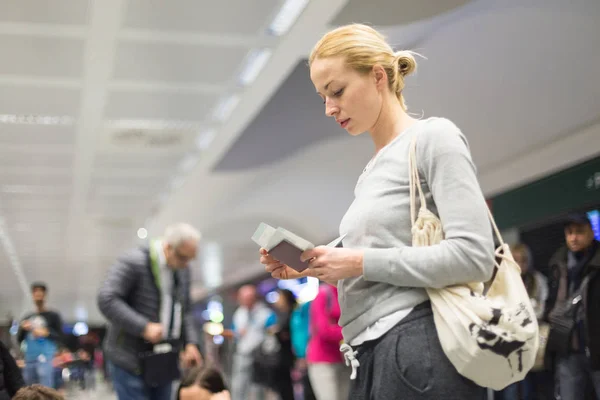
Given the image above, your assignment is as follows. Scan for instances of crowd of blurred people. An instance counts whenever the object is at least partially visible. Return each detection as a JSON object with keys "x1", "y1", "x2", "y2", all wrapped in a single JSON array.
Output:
[
  {"x1": 0, "y1": 282, "x2": 101, "y2": 399},
  {"x1": 228, "y1": 282, "x2": 350, "y2": 400},
  {"x1": 1, "y1": 213, "x2": 597, "y2": 400}
]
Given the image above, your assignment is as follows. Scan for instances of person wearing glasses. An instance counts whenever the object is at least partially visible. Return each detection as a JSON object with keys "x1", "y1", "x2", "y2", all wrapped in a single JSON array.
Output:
[{"x1": 98, "y1": 223, "x2": 203, "y2": 400}]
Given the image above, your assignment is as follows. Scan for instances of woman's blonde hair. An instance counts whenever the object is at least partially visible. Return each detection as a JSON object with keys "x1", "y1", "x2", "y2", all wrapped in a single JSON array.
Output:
[{"x1": 309, "y1": 23, "x2": 417, "y2": 111}]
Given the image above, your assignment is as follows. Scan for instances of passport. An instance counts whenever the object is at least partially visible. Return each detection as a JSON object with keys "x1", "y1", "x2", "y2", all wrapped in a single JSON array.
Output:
[{"x1": 252, "y1": 223, "x2": 346, "y2": 272}]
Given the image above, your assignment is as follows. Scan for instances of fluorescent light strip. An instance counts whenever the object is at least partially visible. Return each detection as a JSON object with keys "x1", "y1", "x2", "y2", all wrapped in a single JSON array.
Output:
[
  {"x1": 212, "y1": 95, "x2": 241, "y2": 122},
  {"x1": 268, "y1": 0, "x2": 310, "y2": 36},
  {"x1": 158, "y1": 192, "x2": 169, "y2": 205},
  {"x1": 179, "y1": 154, "x2": 200, "y2": 172},
  {"x1": 0, "y1": 114, "x2": 75, "y2": 126},
  {"x1": 0, "y1": 215, "x2": 30, "y2": 295},
  {"x1": 171, "y1": 176, "x2": 186, "y2": 191},
  {"x1": 239, "y1": 49, "x2": 273, "y2": 86},
  {"x1": 107, "y1": 119, "x2": 203, "y2": 131},
  {"x1": 196, "y1": 129, "x2": 217, "y2": 150},
  {"x1": 1, "y1": 185, "x2": 69, "y2": 195}
]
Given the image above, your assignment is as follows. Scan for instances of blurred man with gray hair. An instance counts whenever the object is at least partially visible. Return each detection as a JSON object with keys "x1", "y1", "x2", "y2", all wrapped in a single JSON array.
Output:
[{"x1": 98, "y1": 222, "x2": 203, "y2": 400}]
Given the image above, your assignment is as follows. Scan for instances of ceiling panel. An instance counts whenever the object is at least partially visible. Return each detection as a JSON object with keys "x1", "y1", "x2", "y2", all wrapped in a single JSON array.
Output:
[
  {"x1": 92, "y1": 167, "x2": 172, "y2": 179},
  {"x1": 0, "y1": 0, "x2": 90, "y2": 25},
  {"x1": 112, "y1": 42, "x2": 246, "y2": 83},
  {"x1": 332, "y1": 0, "x2": 473, "y2": 26},
  {"x1": 0, "y1": 196, "x2": 71, "y2": 211},
  {"x1": 123, "y1": 0, "x2": 280, "y2": 35},
  {"x1": 214, "y1": 60, "x2": 338, "y2": 171},
  {"x1": 94, "y1": 152, "x2": 183, "y2": 170},
  {"x1": 90, "y1": 174, "x2": 170, "y2": 190},
  {"x1": 0, "y1": 125, "x2": 76, "y2": 146},
  {"x1": 401, "y1": 3, "x2": 600, "y2": 169},
  {"x1": 0, "y1": 86, "x2": 80, "y2": 116},
  {"x1": 8, "y1": 221, "x2": 64, "y2": 235},
  {"x1": 86, "y1": 200, "x2": 149, "y2": 216},
  {"x1": 0, "y1": 247, "x2": 21, "y2": 287},
  {"x1": 0, "y1": 36, "x2": 84, "y2": 78},
  {"x1": 2, "y1": 210, "x2": 68, "y2": 223},
  {"x1": 0, "y1": 173, "x2": 73, "y2": 187},
  {"x1": 105, "y1": 90, "x2": 216, "y2": 121},
  {"x1": 0, "y1": 151, "x2": 73, "y2": 169}
]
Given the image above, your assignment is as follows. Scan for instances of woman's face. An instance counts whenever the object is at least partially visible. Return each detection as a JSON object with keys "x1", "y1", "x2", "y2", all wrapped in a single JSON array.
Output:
[
  {"x1": 310, "y1": 57, "x2": 385, "y2": 136},
  {"x1": 513, "y1": 251, "x2": 529, "y2": 274},
  {"x1": 274, "y1": 292, "x2": 289, "y2": 312}
]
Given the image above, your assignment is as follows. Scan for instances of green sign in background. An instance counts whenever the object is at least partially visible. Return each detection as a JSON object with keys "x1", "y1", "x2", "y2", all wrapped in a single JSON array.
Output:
[{"x1": 491, "y1": 156, "x2": 600, "y2": 230}]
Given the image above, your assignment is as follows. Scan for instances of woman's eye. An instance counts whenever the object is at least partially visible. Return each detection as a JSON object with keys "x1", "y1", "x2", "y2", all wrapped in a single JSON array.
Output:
[{"x1": 333, "y1": 88, "x2": 344, "y2": 97}]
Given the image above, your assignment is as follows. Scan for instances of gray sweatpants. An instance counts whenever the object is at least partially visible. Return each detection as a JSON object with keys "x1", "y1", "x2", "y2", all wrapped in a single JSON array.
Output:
[{"x1": 349, "y1": 302, "x2": 485, "y2": 400}]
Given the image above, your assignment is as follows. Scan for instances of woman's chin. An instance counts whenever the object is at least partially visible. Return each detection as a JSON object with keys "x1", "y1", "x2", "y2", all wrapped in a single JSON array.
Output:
[{"x1": 347, "y1": 127, "x2": 364, "y2": 136}]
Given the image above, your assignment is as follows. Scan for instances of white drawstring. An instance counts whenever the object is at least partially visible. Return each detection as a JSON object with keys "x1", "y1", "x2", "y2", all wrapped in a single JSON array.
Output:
[{"x1": 340, "y1": 343, "x2": 360, "y2": 380}]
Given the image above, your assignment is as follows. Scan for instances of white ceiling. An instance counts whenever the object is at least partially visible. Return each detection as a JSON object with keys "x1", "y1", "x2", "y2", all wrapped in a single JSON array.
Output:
[{"x1": 1, "y1": 0, "x2": 599, "y2": 324}]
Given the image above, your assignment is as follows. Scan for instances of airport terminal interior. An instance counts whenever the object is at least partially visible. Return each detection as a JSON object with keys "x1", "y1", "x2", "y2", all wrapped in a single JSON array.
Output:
[{"x1": 0, "y1": 0, "x2": 599, "y2": 399}]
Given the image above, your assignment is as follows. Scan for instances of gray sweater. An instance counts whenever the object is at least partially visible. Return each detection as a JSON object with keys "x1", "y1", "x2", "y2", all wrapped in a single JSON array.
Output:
[{"x1": 338, "y1": 117, "x2": 495, "y2": 343}]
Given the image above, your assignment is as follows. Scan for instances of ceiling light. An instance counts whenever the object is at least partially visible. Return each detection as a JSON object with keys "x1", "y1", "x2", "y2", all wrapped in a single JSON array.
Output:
[
  {"x1": 73, "y1": 322, "x2": 89, "y2": 336},
  {"x1": 268, "y1": 0, "x2": 310, "y2": 36},
  {"x1": 1, "y1": 185, "x2": 67, "y2": 195},
  {"x1": 158, "y1": 193, "x2": 169, "y2": 205},
  {"x1": 137, "y1": 228, "x2": 148, "y2": 239},
  {"x1": 2, "y1": 185, "x2": 36, "y2": 194},
  {"x1": 107, "y1": 119, "x2": 203, "y2": 131},
  {"x1": 0, "y1": 114, "x2": 75, "y2": 126},
  {"x1": 171, "y1": 176, "x2": 186, "y2": 191},
  {"x1": 212, "y1": 95, "x2": 241, "y2": 122},
  {"x1": 239, "y1": 49, "x2": 273, "y2": 86},
  {"x1": 179, "y1": 154, "x2": 200, "y2": 172},
  {"x1": 196, "y1": 129, "x2": 217, "y2": 150},
  {"x1": 14, "y1": 223, "x2": 30, "y2": 232}
]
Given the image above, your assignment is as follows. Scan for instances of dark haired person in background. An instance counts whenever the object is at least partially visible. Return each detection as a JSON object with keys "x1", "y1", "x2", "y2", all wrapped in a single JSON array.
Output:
[
  {"x1": 0, "y1": 339, "x2": 25, "y2": 400},
  {"x1": 177, "y1": 365, "x2": 229, "y2": 400},
  {"x1": 17, "y1": 283, "x2": 63, "y2": 389},
  {"x1": 545, "y1": 213, "x2": 600, "y2": 400},
  {"x1": 268, "y1": 289, "x2": 297, "y2": 400}
]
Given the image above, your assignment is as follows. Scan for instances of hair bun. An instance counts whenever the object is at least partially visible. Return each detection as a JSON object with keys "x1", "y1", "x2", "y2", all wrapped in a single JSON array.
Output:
[{"x1": 395, "y1": 51, "x2": 417, "y2": 77}]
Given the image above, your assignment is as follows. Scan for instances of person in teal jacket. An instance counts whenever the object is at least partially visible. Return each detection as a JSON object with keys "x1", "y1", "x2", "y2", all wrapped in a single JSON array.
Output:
[{"x1": 290, "y1": 300, "x2": 316, "y2": 400}]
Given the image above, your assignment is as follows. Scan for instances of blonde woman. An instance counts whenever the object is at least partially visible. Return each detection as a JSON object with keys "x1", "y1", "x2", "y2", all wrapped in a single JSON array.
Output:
[{"x1": 260, "y1": 23, "x2": 494, "y2": 399}]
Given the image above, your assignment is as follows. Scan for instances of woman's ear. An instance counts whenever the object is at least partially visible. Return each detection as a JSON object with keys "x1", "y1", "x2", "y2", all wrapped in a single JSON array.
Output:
[{"x1": 372, "y1": 64, "x2": 387, "y2": 89}]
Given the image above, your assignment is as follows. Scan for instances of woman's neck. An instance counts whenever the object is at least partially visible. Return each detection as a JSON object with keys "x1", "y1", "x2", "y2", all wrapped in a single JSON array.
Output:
[{"x1": 369, "y1": 96, "x2": 416, "y2": 153}]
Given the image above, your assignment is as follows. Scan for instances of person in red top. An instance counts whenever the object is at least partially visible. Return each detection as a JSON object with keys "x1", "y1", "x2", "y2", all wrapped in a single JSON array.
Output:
[{"x1": 306, "y1": 284, "x2": 350, "y2": 400}]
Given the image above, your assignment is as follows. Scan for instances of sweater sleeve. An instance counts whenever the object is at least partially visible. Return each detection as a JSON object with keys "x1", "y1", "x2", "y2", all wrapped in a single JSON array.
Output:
[
  {"x1": 47, "y1": 311, "x2": 63, "y2": 344},
  {"x1": 363, "y1": 118, "x2": 495, "y2": 289},
  {"x1": 97, "y1": 250, "x2": 149, "y2": 336}
]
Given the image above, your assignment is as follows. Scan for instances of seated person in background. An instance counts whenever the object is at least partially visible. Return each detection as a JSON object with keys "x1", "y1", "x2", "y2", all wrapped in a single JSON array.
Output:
[
  {"x1": 1, "y1": 339, "x2": 25, "y2": 400},
  {"x1": 177, "y1": 365, "x2": 230, "y2": 400},
  {"x1": 13, "y1": 384, "x2": 64, "y2": 400}
]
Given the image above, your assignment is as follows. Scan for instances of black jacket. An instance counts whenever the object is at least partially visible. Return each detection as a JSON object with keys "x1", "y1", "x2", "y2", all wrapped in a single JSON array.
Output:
[
  {"x1": 17, "y1": 310, "x2": 63, "y2": 350},
  {"x1": 545, "y1": 240, "x2": 600, "y2": 369},
  {"x1": 97, "y1": 245, "x2": 198, "y2": 374},
  {"x1": 0, "y1": 340, "x2": 25, "y2": 400}
]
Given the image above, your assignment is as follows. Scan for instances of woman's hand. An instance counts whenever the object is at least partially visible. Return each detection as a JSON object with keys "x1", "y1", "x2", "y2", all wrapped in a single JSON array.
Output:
[
  {"x1": 301, "y1": 246, "x2": 364, "y2": 282},
  {"x1": 260, "y1": 248, "x2": 313, "y2": 280}
]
